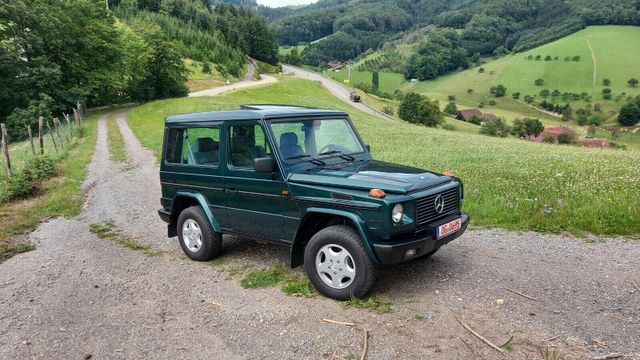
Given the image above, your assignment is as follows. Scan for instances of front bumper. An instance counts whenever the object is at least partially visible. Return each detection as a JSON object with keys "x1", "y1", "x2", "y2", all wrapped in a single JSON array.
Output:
[{"x1": 372, "y1": 212, "x2": 470, "y2": 265}]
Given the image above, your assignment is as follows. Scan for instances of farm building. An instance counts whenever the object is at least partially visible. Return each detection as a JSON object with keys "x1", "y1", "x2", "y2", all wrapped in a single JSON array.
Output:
[
  {"x1": 456, "y1": 109, "x2": 498, "y2": 122},
  {"x1": 529, "y1": 126, "x2": 576, "y2": 143},
  {"x1": 326, "y1": 61, "x2": 345, "y2": 71}
]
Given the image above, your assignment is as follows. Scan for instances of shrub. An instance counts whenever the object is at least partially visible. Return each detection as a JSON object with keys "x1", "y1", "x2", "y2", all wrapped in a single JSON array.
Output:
[
  {"x1": 557, "y1": 133, "x2": 574, "y2": 144},
  {"x1": 382, "y1": 105, "x2": 394, "y2": 116},
  {"x1": 618, "y1": 103, "x2": 640, "y2": 126},
  {"x1": 478, "y1": 67, "x2": 485, "y2": 73},
  {"x1": 535, "y1": 78, "x2": 544, "y2": 86},
  {"x1": 488, "y1": 100, "x2": 497, "y2": 106},
  {"x1": 512, "y1": 92, "x2": 520, "y2": 99},
  {"x1": 544, "y1": 55, "x2": 552, "y2": 61},
  {"x1": 447, "y1": 95, "x2": 456, "y2": 101},
  {"x1": 543, "y1": 136, "x2": 556, "y2": 144},
  {"x1": 444, "y1": 101, "x2": 458, "y2": 115},
  {"x1": 572, "y1": 55, "x2": 580, "y2": 61},
  {"x1": 629, "y1": 78, "x2": 639, "y2": 87},
  {"x1": 468, "y1": 115, "x2": 483, "y2": 125},
  {"x1": 480, "y1": 119, "x2": 510, "y2": 137},
  {"x1": 602, "y1": 78, "x2": 611, "y2": 86},
  {"x1": 602, "y1": 88, "x2": 612, "y2": 100},
  {"x1": 0, "y1": 155, "x2": 56, "y2": 203}
]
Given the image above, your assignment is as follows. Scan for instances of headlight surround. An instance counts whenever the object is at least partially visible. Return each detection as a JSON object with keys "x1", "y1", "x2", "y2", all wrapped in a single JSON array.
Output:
[{"x1": 391, "y1": 203, "x2": 404, "y2": 224}]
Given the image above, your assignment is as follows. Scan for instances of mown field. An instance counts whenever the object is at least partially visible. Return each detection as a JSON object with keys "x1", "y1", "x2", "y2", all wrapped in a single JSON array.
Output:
[
  {"x1": 127, "y1": 76, "x2": 640, "y2": 237},
  {"x1": 498, "y1": 26, "x2": 640, "y2": 99}
]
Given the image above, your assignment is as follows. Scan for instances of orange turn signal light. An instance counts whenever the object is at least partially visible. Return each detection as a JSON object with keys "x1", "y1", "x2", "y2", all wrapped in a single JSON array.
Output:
[{"x1": 369, "y1": 188, "x2": 386, "y2": 198}]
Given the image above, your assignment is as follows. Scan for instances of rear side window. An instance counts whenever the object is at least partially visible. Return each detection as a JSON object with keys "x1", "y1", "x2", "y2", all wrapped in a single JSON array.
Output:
[
  {"x1": 165, "y1": 127, "x2": 220, "y2": 166},
  {"x1": 229, "y1": 124, "x2": 272, "y2": 169}
]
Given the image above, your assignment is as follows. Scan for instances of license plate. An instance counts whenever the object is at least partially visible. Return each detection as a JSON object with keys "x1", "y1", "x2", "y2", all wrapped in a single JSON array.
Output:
[{"x1": 436, "y1": 218, "x2": 462, "y2": 239}]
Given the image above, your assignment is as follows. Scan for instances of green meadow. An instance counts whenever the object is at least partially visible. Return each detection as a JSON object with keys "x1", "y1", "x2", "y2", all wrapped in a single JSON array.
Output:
[{"x1": 127, "y1": 76, "x2": 640, "y2": 237}]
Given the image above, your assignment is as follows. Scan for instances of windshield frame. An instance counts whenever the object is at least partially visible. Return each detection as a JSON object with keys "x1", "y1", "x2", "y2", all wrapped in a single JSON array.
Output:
[{"x1": 265, "y1": 115, "x2": 369, "y2": 168}]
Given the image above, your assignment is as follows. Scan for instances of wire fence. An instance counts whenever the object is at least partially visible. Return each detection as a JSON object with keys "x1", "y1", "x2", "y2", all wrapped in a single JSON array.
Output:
[{"x1": 0, "y1": 101, "x2": 88, "y2": 177}]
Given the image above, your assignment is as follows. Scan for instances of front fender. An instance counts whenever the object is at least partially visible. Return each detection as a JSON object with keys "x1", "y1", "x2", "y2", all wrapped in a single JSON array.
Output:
[
  {"x1": 291, "y1": 207, "x2": 381, "y2": 266},
  {"x1": 173, "y1": 190, "x2": 221, "y2": 233}
]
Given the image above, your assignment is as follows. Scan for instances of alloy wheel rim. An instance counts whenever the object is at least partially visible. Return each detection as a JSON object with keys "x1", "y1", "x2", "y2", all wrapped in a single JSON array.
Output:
[
  {"x1": 182, "y1": 219, "x2": 202, "y2": 252},
  {"x1": 315, "y1": 244, "x2": 356, "y2": 289}
]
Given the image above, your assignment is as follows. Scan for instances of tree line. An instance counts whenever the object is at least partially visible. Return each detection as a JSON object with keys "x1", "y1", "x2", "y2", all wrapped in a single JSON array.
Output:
[{"x1": 0, "y1": 0, "x2": 278, "y2": 140}]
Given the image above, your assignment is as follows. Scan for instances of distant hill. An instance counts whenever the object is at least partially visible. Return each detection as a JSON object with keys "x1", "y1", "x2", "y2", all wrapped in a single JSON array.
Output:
[{"x1": 271, "y1": 0, "x2": 640, "y2": 78}]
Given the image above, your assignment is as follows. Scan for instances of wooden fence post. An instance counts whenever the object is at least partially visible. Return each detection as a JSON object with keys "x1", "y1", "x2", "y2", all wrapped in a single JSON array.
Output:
[
  {"x1": 46, "y1": 119, "x2": 58, "y2": 153},
  {"x1": 1, "y1": 123, "x2": 12, "y2": 177},
  {"x1": 38, "y1": 117, "x2": 44, "y2": 155},
  {"x1": 58, "y1": 118, "x2": 69, "y2": 144},
  {"x1": 53, "y1": 117, "x2": 66, "y2": 146},
  {"x1": 73, "y1": 108, "x2": 80, "y2": 126},
  {"x1": 65, "y1": 113, "x2": 73, "y2": 137},
  {"x1": 27, "y1": 126, "x2": 36, "y2": 156}
]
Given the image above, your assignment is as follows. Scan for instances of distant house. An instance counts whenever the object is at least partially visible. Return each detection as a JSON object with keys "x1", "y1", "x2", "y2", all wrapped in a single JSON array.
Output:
[
  {"x1": 529, "y1": 126, "x2": 576, "y2": 143},
  {"x1": 579, "y1": 138, "x2": 611, "y2": 148},
  {"x1": 326, "y1": 60, "x2": 345, "y2": 71},
  {"x1": 456, "y1": 109, "x2": 498, "y2": 122}
]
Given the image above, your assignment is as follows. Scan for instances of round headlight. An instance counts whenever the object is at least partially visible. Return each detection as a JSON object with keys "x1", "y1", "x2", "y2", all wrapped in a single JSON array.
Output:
[{"x1": 392, "y1": 203, "x2": 404, "y2": 224}]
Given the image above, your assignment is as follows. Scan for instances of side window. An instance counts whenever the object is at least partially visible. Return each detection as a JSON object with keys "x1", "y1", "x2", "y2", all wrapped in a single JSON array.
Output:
[
  {"x1": 229, "y1": 124, "x2": 272, "y2": 169},
  {"x1": 165, "y1": 127, "x2": 220, "y2": 166}
]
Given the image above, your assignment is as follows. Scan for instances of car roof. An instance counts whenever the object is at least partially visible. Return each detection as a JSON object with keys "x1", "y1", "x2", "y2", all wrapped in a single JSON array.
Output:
[{"x1": 164, "y1": 104, "x2": 347, "y2": 124}]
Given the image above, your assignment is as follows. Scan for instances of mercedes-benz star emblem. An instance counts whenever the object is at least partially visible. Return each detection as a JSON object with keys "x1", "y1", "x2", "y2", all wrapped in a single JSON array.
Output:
[{"x1": 434, "y1": 195, "x2": 445, "y2": 214}]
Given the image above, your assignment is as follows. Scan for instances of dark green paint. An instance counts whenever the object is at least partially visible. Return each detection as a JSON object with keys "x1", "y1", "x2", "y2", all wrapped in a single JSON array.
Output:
[{"x1": 159, "y1": 105, "x2": 469, "y2": 266}]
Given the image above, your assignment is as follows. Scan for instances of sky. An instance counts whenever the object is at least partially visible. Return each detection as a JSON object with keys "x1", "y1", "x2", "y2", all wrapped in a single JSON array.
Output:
[{"x1": 256, "y1": 0, "x2": 317, "y2": 7}]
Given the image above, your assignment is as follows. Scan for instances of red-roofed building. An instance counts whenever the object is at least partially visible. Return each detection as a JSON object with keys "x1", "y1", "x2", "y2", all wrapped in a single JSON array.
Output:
[{"x1": 529, "y1": 126, "x2": 576, "y2": 143}]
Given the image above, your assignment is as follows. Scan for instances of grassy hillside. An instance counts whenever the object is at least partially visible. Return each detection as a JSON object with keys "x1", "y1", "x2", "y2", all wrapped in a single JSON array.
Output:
[
  {"x1": 498, "y1": 26, "x2": 640, "y2": 100},
  {"x1": 327, "y1": 70, "x2": 405, "y2": 94},
  {"x1": 184, "y1": 59, "x2": 245, "y2": 92},
  {"x1": 127, "y1": 76, "x2": 640, "y2": 236}
]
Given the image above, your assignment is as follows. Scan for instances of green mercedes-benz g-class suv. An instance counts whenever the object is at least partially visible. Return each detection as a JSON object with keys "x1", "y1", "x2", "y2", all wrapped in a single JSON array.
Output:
[{"x1": 158, "y1": 105, "x2": 469, "y2": 300}]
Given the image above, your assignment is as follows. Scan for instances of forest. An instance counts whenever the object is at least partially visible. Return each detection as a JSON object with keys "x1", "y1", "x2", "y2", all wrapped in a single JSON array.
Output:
[
  {"x1": 0, "y1": 0, "x2": 278, "y2": 140},
  {"x1": 272, "y1": 0, "x2": 640, "y2": 79}
]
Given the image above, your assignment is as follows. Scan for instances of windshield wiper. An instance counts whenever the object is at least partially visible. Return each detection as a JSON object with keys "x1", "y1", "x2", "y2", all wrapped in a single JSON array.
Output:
[
  {"x1": 317, "y1": 150, "x2": 355, "y2": 161},
  {"x1": 285, "y1": 154, "x2": 326, "y2": 166}
]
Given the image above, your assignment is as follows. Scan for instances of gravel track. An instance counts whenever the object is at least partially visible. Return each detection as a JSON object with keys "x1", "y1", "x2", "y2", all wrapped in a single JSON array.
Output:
[{"x1": 1, "y1": 111, "x2": 639, "y2": 359}]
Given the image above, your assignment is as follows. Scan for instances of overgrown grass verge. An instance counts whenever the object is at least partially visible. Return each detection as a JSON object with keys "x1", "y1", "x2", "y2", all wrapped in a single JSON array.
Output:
[
  {"x1": 89, "y1": 220, "x2": 163, "y2": 257},
  {"x1": 0, "y1": 111, "x2": 103, "y2": 263},
  {"x1": 107, "y1": 114, "x2": 127, "y2": 163},
  {"x1": 343, "y1": 296, "x2": 393, "y2": 315},
  {"x1": 240, "y1": 264, "x2": 316, "y2": 297}
]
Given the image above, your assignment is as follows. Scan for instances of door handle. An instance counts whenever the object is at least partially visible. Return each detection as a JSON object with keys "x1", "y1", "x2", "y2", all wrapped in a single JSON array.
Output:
[{"x1": 226, "y1": 188, "x2": 238, "y2": 194}]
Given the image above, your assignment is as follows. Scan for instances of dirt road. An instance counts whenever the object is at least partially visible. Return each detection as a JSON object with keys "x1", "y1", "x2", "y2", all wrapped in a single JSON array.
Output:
[
  {"x1": 189, "y1": 60, "x2": 277, "y2": 98},
  {"x1": 281, "y1": 65, "x2": 396, "y2": 123},
  {"x1": 1, "y1": 111, "x2": 639, "y2": 359}
]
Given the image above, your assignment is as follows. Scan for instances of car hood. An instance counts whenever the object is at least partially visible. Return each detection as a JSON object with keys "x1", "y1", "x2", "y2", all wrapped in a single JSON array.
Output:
[{"x1": 288, "y1": 160, "x2": 451, "y2": 194}]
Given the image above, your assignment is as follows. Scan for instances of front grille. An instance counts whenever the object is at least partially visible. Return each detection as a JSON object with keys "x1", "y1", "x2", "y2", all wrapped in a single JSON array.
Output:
[{"x1": 415, "y1": 187, "x2": 460, "y2": 226}]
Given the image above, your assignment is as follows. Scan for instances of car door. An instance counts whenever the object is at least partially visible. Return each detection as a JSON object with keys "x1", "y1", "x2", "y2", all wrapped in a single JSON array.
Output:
[
  {"x1": 223, "y1": 121, "x2": 286, "y2": 242},
  {"x1": 161, "y1": 124, "x2": 229, "y2": 228}
]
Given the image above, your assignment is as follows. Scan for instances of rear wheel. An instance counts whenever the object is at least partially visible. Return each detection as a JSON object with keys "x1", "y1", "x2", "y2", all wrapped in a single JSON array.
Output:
[
  {"x1": 177, "y1": 206, "x2": 221, "y2": 261},
  {"x1": 304, "y1": 225, "x2": 375, "y2": 300}
]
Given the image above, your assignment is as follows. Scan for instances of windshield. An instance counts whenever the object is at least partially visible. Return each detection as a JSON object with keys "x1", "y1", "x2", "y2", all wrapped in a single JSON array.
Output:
[{"x1": 269, "y1": 118, "x2": 364, "y2": 163}]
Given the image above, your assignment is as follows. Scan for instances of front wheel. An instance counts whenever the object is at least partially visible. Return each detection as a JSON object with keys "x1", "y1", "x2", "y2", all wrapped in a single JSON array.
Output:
[
  {"x1": 177, "y1": 206, "x2": 221, "y2": 261},
  {"x1": 304, "y1": 225, "x2": 376, "y2": 300}
]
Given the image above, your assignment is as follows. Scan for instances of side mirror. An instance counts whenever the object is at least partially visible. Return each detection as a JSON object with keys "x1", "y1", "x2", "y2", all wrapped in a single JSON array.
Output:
[
  {"x1": 365, "y1": 144, "x2": 371, "y2": 152},
  {"x1": 254, "y1": 157, "x2": 275, "y2": 173}
]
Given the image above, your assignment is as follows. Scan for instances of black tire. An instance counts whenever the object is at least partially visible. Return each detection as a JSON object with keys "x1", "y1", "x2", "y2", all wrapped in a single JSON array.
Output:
[
  {"x1": 304, "y1": 225, "x2": 376, "y2": 300},
  {"x1": 177, "y1": 206, "x2": 221, "y2": 261}
]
